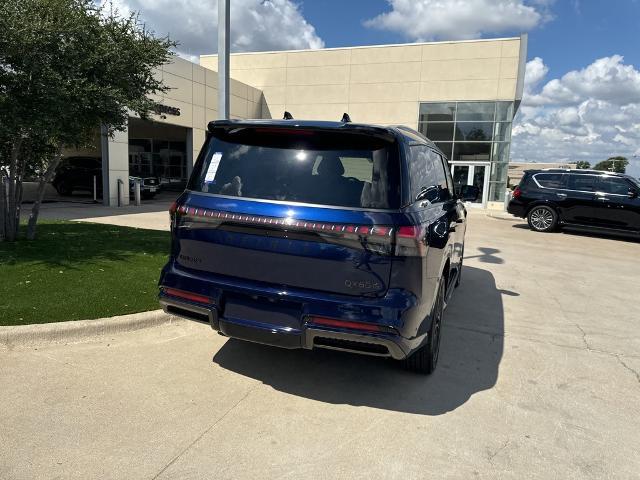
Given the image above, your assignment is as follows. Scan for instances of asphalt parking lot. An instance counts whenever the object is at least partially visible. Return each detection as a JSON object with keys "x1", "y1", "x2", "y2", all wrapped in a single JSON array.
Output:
[{"x1": 1, "y1": 212, "x2": 639, "y2": 479}]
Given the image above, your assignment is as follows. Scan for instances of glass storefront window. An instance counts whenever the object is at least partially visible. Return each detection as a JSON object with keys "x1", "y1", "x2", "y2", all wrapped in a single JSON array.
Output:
[
  {"x1": 493, "y1": 122, "x2": 512, "y2": 142},
  {"x1": 489, "y1": 181, "x2": 507, "y2": 202},
  {"x1": 456, "y1": 102, "x2": 495, "y2": 122},
  {"x1": 425, "y1": 122, "x2": 455, "y2": 141},
  {"x1": 418, "y1": 101, "x2": 516, "y2": 205},
  {"x1": 452, "y1": 142, "x2": 491, "y2": 161},
  {"x1": 496, "y1": 102, "x2": 514, "y2": 121},
  {"x1": 491, "y1": 162, "x2": 509, "y2": 183},
  {"x1": 455, "y1": 122, "x2": 493, "y2": 142},
  {"x1": 419, "y1": 103, "x2": 456, "y2": 122},
  {"x1": 492, "y1": 142, "x2": 510, "y2": 163},
  {"x1": 434, "y1": 142, "x2": 453, "y2": 160}
]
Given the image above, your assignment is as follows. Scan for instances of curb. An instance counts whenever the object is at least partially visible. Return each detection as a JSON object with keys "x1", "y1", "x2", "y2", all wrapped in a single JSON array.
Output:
[
  {"x1": 485, "y1": 212, "x2": 518, "y2": 221},
  {"x1": 0, "y1": 309, "x2": 179, "y2": 349}
]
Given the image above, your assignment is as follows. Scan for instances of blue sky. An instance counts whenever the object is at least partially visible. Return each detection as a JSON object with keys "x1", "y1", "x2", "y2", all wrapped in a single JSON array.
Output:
[{"x1": 108, "y1": 0, "x2": 640, "y2": 175}]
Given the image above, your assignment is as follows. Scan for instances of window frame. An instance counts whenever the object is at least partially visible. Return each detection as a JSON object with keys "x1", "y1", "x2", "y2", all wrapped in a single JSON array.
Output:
[
  {"x1": 407, "y1": 142, "x2": 449, "y2": 204},
  {"x1": 595, "y1": 176, "x2": 634, "y2": 197},
  {"x1": 440, "y1": 153, "x2": 455, "y2": 198},
  {"x1": 531, "y1": 173, "x2": 567, "y2": 190}
]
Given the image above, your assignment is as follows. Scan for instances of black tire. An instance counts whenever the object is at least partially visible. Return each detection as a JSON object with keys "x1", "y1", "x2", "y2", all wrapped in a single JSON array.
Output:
[
  {"x1": 527, "y1": 205, "x2": 558, "y2": 232},
  {"x1": 402, "y1": 279, "x2": 445, "y2": 375},
  {"x1": 455, "y1": 248, "x2": 464, "y2": 288}
]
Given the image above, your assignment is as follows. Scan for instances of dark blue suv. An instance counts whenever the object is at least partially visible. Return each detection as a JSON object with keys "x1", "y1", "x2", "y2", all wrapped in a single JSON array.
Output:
[{"x1": 159, "y1": 119, "x2": 478, "y2": 374}]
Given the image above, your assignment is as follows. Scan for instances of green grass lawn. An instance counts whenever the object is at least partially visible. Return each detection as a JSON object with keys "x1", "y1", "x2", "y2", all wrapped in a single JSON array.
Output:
[{"x1": 0, "y1": 221, "x2": 170, "y2": 326}]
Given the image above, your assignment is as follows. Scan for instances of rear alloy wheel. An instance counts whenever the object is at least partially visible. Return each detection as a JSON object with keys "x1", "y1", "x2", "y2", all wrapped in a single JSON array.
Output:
[
  {"x1": 527, "y1": 206, "x2": 558, "y2": 232},
  {"x1": 402, "y1": 279, "x2": 445, "y2": 375}
]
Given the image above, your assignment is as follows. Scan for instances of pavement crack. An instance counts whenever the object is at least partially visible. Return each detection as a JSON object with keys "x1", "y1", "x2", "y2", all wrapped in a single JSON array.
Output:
[
  {"x1": 487, "y1": 440, "x2": 510, "y2": 465},
  {"x1": 150, "y1": 382, "x2": 261, "y2": 480},
  {"x1": 575, "y1": 324, "x2": 593, "y2": 351},
  {"x1": 616, "y1": 355, "x2": 640, "y2": 386},
  {"x1": 449, "y1": 324, "x2": 640, "y2": 360}
]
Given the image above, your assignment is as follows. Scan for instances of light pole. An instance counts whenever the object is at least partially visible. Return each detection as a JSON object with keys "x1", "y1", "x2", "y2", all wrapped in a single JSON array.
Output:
[{"x1": 218, "y1": 0, "x2": 230, "y2": 120}]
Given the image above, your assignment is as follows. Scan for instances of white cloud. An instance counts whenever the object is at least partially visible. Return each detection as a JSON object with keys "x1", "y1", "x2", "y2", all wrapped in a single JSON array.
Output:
[
  {"x1": 523, "y1": 57, "x2": 548, "y2": 92},
  {"x1": 512, "y1": 57, "x2": 640, "y2": 177},
  {"x1": 525, "y1": 55, "x2": 640, "y2": 106},
  {"x1": 364, "y1": 0, "x2": 548, "y2": 41},
  {"x1": 101, "y1": 0, "x2": 324, "y2": 59}
]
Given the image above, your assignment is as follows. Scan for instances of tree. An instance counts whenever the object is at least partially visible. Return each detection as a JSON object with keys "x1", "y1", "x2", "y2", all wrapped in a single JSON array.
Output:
[
  {"x1": 593, "y1": 156, "x2": 629, "y2": 174},
  {"x1": 0, "y1": 0, "x2": 175, "y2": 241},
  {"x1": 575, "y1": 161, "x2": 591, "y2": 169}
]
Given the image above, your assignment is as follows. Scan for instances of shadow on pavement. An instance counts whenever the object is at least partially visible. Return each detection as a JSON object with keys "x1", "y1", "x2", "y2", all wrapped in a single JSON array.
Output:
[
  {"x1": 464, "y1": 247, "x2": 504, "y2": 264},
  {"x1": 212, "y1": 265, "x2": 504, "y2": 415},
  {"x1": 512, "y1": 223, "x2": 639, "y2": 243}
]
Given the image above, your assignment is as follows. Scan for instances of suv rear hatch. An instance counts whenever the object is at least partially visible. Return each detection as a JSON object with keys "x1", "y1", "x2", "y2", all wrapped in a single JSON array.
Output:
[{"x1": 171, "y1": 123, "x2": 402, "y2": 297}]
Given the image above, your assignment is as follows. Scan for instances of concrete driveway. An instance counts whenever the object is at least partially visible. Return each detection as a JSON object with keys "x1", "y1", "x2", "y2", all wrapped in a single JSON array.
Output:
[
  {"x1": 34, "y1": 192, "x2": 175, "y2": 231},
  {"x1": 1, "y1": 214, "x2": 639, "y2": 479}
]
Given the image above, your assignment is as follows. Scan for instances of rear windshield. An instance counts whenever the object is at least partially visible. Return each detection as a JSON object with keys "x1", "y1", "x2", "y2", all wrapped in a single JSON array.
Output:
[{"x1": 188, "y1": 127, "x2": 400, "y2": 209}]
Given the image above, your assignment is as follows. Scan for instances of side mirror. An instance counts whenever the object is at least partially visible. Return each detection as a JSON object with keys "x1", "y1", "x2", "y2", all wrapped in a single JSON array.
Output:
[
  {"x1": 629, "y1": 188, "x2": 639, "y2": 199},
  {"x1": 460, "y1": 185, "x2": 480, "y2": 202},
  {"x1": 415, "y1": 185, "x2": 441, "y2": 203}
]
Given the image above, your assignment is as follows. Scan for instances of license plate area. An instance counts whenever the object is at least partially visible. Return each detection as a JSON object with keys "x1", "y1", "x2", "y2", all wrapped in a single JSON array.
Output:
[{"x1": 222, "y1": 294, "x2": 302, "y2": 330}]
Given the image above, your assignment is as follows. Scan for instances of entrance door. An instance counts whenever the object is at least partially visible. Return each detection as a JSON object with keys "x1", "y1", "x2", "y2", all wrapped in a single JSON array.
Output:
[{"x1": 451, "y1": 163, "x2": 488, "y2": 207}]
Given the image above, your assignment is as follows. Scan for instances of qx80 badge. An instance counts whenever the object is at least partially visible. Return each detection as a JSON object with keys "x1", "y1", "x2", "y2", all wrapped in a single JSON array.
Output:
[{"x1": 345, "y1": 279, "x2": 381, "y2": 290}]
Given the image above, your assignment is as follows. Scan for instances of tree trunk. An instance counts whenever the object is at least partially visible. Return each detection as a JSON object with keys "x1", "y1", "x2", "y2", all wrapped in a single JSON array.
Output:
[
  {"x1": 0, "y1": 173, "x2": 6, "y2": 242},
  {"x1": 5, "y1": 138, "x2": 23, "y2": 242},
  {"x1": 27, "y1": 148, "x2": 63, "y2": 240}
]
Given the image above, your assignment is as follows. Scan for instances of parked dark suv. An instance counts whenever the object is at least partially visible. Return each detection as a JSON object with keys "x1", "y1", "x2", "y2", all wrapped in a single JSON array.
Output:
[
  {"x1": 159, "y1": 119, "x2": 478, "y2": 374},
  {"x1": 53, "y1": 157, "x2": 160, "y2": 199},
  {"x1": 52, "y1": 156, "x2": 102, "y2": 196},
  {"x1": 508, "y1": 169, "x2": 640, "y2": 235}
]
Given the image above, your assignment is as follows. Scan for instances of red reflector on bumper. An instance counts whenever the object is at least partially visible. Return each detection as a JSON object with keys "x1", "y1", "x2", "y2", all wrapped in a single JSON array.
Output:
[
  {"x1": 308, "y1": 316, "x2": 382, "y2": 332},
  {"x1": 163, "y1": 288, "x2": 211, "y2": 304}
]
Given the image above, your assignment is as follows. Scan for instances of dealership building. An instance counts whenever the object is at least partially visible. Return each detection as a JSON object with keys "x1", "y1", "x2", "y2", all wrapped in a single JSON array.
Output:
[{"x1": 88, "y1": 35, "x2": 527, "y2": 209}]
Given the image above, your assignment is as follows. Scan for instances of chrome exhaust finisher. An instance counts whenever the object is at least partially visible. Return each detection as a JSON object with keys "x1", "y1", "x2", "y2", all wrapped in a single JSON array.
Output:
[
  {"x1": 159, "y1": 297, "x2": 219, "y2": 330},
  {"x1": 304, "y1": 327, "x2": 408, "y2": 360}
]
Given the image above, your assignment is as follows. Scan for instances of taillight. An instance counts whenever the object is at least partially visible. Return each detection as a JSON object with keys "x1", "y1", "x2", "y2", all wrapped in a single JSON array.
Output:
[
  {"x1": 513, "y1": 186, "x2": 522, "y2": 199},
  {"x1": 162, "y1": 287, "x2": 211, "y2": 304},
  {"x1": 307, "y1": 316, "x2": 383, "y2": 333},
  {"x1": 394, "y1": 225, "x2": 426, "y2": 257},
  {"x1": 169, "y1": 201, "x2": 178, "y2": 216},
  {"x1": 177, "y1": 205, "x2": 395, "y2": 254}
]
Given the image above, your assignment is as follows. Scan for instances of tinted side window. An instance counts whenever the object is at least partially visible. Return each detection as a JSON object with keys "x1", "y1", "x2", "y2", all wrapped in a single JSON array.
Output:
[
  {"x1": 598, "y1": 176, "x2": 631, "y2": 195},
  {"x1": 408, "y1": 145, "x2": 448, "y2": 201},
  {"x1": 440, "y1": 154, "x2": 454, "y2": 194},
  {"x1": 567, "y1": 175, "x2": 597, "y2": 192},
  {"x1": 535, "y1": 173, "x2": 565, "y2": 189}
]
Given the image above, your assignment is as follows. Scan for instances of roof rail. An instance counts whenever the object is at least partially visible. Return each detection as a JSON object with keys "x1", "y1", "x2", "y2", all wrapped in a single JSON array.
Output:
[
  {"x1": 341, "y1": 113, "x2": 351, "y2": 123},
  {"x1": 283, "y1": 111, "x2": 294, "y2": 120}
]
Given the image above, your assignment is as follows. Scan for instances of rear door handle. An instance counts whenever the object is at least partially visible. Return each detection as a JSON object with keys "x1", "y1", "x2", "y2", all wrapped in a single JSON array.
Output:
[{"x1": 556, "y1": 193, "x2": 567, "y2": 197}]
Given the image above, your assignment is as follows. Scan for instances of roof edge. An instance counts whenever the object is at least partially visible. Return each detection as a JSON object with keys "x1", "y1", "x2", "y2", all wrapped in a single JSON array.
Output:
[{"x1": 200, "y1": 36, "x2": 522, "y2": 58}]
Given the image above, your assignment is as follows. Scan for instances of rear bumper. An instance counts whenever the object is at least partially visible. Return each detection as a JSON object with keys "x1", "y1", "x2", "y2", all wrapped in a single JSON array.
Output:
[
  {"x1": 159, "y1": 263, "x2": 422, "y2": 360},
  {"x1": 507, "y1": 200, "x2": 527, "y2": 218},
  {"x1": 160, "y1": 294, "x2": 409, "y2": 359}
]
